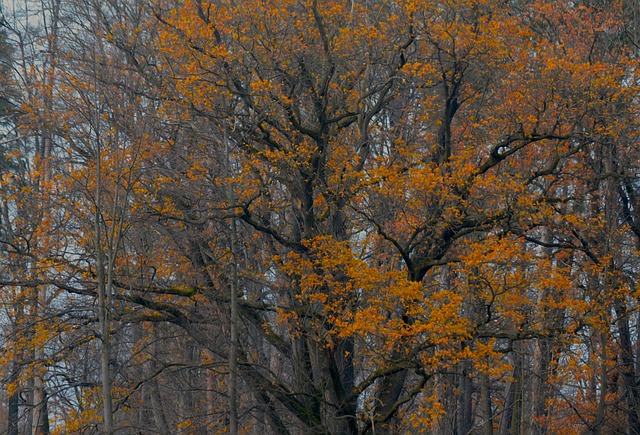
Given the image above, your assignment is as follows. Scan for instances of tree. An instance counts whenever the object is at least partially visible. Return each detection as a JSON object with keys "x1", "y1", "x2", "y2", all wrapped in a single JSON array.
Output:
[
  {"x1": 0, "y1": 0, "x2": 639, "y2": 434},
  {"x1": 139, "y1": 0, "x2": 640, "y2": 433}
]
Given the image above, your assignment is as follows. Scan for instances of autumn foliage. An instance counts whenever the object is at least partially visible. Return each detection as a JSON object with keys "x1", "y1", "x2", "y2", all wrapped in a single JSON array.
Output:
[{"x1": 1, "y1": 0, "x2": 640, "y2": 433}]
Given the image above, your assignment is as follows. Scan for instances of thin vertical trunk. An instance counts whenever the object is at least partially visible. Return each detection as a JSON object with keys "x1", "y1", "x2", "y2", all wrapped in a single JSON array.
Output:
[
  {"x1": 225, "y1": 128, "x2": 239, "y2": 435},
  {"x1": 588, "y1": 142, "x2": 613, "y2": 435},
  {"x1": 441, "y1": 374, "x2": 458, "y2": 435},
  {"x1": 479, "y1": 372, "x2": 494, "y2": 435},
  {"x1": 31, "y1": 342, "x2": 48, "y2": 435},
  {"x1": 148, "y1": 338, "x2": 168, "y2": 432},
  {"x1": 228, "y1": 214, "x2": 239, "y2": 435},
  {"x1": 206, "y1": 369, "x2": 217, "y2": 435},
  {"x1": 92, "y1": 77, "x2": 127, "y2": 435},
  {"x1": 97, "y1": 254, "x2": 113, "y2": 434},
  {"x1": 32, "y1": 135, "x2": 51, "y2": 435},
  {"x1": 637, "y1": 313, "x2": 640, "y2": 384},
  {"x1": 499, "y1": 347, "x2": 523, "y2": 435},
  {"x1": 30, "y1": 1, "x2": 58, "y2": 428},
  {"x1": 615, "y1": 302, "x2": 640, "y2": 434},
  {"x1": 530, "y1": 228, "x2": 557, "y2": 435},
  {"x1": 179, "y1": 341, "x2": 196, "y2": 422},
  {"x1": 509, "y1": 351, "x2": 524, "y2": 435},
  {"x1": 149, "y1": 380, "x2": 169, "y2": 432},
  {"x1": 7, "y1": 361, "x2": 19, "y2": 435},
  {"x1": 25, "y1": 380, "x2": 34, "y2": 435},
  {"x1": 591, "y1": 333, "x2": 607, "y2": 435},
  {"x1": 95, "y1": 138, "x2": 113, "y2": 434}
]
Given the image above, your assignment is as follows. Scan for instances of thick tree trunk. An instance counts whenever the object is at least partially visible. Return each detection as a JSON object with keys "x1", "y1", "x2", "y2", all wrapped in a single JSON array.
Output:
[
  {"x1": 31, "y1": 385, "x2": 49, "y2": 435},
  {"x1": 371, "y1": 368, "x2": 408, "y2": 434},
  {"x1": 326, "y1": 338, "x2": 357, "y2": 434},
  {"x1": 530, "y1": 337, "x2": 551, "y2": 435},
  {"x1": 499, "y1": 348, "x2": 523, "y2": 435},
  {"x1": 149, "y1": 380, "x2": 169, "y2": 432},
  {"x1": 457, "y1": 362, "x2": 473, "y2": 435}
]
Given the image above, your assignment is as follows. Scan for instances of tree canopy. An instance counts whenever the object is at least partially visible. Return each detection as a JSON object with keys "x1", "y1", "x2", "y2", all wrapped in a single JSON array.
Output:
[{"x1": 1, "y1": 0, "x2": 640, "y2": 434}]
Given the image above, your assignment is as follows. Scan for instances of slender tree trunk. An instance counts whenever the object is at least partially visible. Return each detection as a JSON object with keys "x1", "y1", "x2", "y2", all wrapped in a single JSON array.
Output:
[
  {"x1": 149, "y1": 380, "x2": 169, "y2": 432},
  {"x1": 509, "y1": 351, "x2": 524, "y2": 435},
  {"x1": 479, "y1": 372, "x2": 494, "y2": 435},
  {"x1": 31, "y1": 133, "x2": 52, "y2": 435},
  {"x1": 615, "y1": 302, "x2": 640, "y2": 434},
  {"x1": 225, "y1": 128, "x2": 239, "y2": 435},
  {"x1": 499, "y1": 346, "x2": 523, "y2": 435},
  {"x1": 97, "y1": 264, "x2": 113, "y2": 434},
  {"x1": 95, "y1": 138, "x2": 113, "y2": 434},
  {"x1": 228, "y1": 210, "x2": 239, "y2": 435},
  {"x1": 7, "y1": 361, "x2": 19, "y2": 435},
  {"x1": 206, "y1": 369, "x2": 218, "y2": 435},
  {"x1": 148, "y1": 338, "x2": 169, "y2": 432},
  {"x1": 591, "y1": 333, "x2": 608, "y2": 435}
]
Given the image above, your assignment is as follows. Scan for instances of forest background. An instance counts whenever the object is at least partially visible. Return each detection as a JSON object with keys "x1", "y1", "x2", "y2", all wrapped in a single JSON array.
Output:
[{"x1": 0, "y1": 0, "x2": 639, "y2": 434}]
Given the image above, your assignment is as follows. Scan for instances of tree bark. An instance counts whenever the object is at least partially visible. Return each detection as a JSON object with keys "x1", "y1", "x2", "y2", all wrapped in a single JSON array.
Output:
[{"x1": 479, "y1": 372, "x2": 494, "y2": 435}]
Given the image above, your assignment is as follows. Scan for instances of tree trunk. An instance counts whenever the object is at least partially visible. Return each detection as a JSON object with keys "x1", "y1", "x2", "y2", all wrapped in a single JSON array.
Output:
[
  {"x1": 499, "y1": 347, "x2": 523, "y2": 435},
  {"x1": 590, "y1": 333, "x2": 608, "y2": 435},
  {"x1": 479, "y1": 372, "x2": 494, "y2": 435},
  {"x1": 615, "y1": 302, "x2": 640, "y2": 434},
  {"x1": 95, "y1": 138, "x2": 113, "y2": 434},
  {"x1": 31, "y1": 384, "x2": 49, "y2": 435},
  {"x1": 7, "y1": 361, "x2": 19, "y2": 435},
  {"x1": 457, "y1": 362, "x2": 473, "y2": 435}
]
